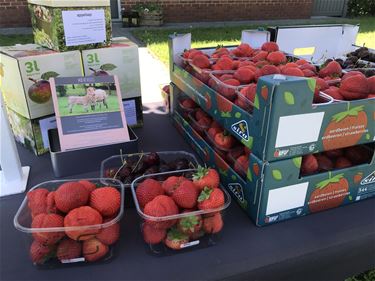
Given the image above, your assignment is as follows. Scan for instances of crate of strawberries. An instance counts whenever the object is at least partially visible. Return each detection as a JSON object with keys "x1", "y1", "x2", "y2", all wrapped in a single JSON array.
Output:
[
  {"x1": 14, "y1": 178, "x2": 123, "y2": 267},
  {"x1": 131, "y1": 167, "x2": 231, "y2": 255}
]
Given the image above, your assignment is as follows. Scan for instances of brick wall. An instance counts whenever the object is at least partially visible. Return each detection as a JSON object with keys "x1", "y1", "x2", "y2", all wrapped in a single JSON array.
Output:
[{"x1": 0, "y1": 0, "x2": 313, "y2": 27}]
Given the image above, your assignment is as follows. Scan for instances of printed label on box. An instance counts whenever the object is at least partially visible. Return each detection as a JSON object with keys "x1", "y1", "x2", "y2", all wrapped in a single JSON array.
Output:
[
  {"x1": 39, "y1": 116, "x2": 57, "y2": 148},
  {"x1": 62, "y1": 10, "x2": 106, "y2": 47},
  {"x1": 123, "y1": 99, "x2": 137, "y2": 126}
]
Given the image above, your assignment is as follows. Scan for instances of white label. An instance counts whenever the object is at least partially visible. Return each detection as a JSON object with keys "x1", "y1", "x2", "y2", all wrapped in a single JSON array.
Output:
[
  {"x1": 275, "y1": 112, "x2": 325, "y2": 148},
  {"x1": 266, "y1": 182, "x2": 309, "y2": 215},
  {"x1": 38, "y1": 116, "x2": 57, "y2": 149},
  {"x1": 62, "y1": 10, "x2": 106, "y2": 47},
  {"x1": 180, "y1": 240, "x2": 200, "y2": 249},
  {"x1": 123, "y1": 100, "x2": 137, "y2": 126},
  {"x1": 61, "y1": 257, "x2": 85, "y2": 264}
]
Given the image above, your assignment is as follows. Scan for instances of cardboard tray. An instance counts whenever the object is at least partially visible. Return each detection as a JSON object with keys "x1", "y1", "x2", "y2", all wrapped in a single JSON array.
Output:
[{"x1": 48, "y1": 127, "x2": 139, "y2": 177}]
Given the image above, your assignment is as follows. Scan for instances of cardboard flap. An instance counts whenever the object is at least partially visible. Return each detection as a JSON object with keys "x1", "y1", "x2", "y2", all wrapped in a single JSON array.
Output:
[
  {"x1": 241, "y1": 30, "x2": 270, "y2": 48},
  {"x1": 170, "y1": 33, "x2": 191, "y2": 66}
]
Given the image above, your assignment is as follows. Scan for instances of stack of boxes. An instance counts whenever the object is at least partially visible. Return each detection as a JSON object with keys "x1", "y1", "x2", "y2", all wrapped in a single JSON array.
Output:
[
  {"x1": 169, "y1": 32, "x2": 375, "y2": 226},
  {"x1": 0, "y1": 0, "x2": 143, "y2": 156}
]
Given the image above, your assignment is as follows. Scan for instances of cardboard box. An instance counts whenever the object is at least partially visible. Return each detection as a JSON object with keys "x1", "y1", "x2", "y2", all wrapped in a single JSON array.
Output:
[
  {"x1": 171, "y1": 85, "x2": 375, "y2": 226},
  {"x1": 5, "y1": 106, "x2": 57, "y2": 156},
  {"x1": 0, "y1": 44, "x2": 83, "y2": 119},
  {"x1": 169, "y1": 33, "x2": 375, "y2": 162},
  {"x1": 28, "y1": 0, "x2": 112, "y2": 51},
  {"x1": 82, "y1": 37, "x2": 143, "y2": 127}
]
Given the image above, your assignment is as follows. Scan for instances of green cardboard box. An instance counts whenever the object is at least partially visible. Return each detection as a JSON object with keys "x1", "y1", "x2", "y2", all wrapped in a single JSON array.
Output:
[
  {"x1": 170, "y1": 84, "x2": 375, "y2": 226},
  {"x1": 0, "y1": 44, "x2": 83, "y2": 119},
  {"x1": 169, "y1": 34, "x2": 375, "y2": 162},
  {"x1": 28, "y1": 0, "x2": 112, "y2": 52}
]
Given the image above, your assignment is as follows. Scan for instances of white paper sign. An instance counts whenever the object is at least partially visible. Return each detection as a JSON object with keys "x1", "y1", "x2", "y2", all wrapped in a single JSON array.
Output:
[
  {"x1": 62, "y1": 10, "x2": 106, "y2": 47},
  {"x1": 123, "y1": 100, "x2": 137, "y2": 126}
]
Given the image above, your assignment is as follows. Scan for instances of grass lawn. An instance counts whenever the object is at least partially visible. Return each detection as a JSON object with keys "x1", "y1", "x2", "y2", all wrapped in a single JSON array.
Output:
[
  {"x1": 132, "y1": 17, "x2": 375, "y2": 66},
  {"x1": 0, "y1": 34, "x2": 34, "y2": 46}
]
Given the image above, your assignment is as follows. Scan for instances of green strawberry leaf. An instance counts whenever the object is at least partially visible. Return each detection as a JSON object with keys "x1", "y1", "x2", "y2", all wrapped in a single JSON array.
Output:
[
  {"x1": 292, "y1": 157, "x2": 302, "y2": 168},
  {"x1": 272, "y1": 169, "x2": 282, "y2": 180},
  {"x1": 315, "y1": 173, "x2": 344, "y2": 189},
  {"x1": 197, "y1": 187, "x2": 213, "y2": 202},
  {"x1": 167, "y1": 227, "x2": 189, "y2": 241},
  {"x1": 307, "y1": 78, "x2": 316, "y2": 93},
  {"x1": 253, "y1": 94, "x2": 260, "y2": 110},
  {"x1": 284, "y1": 91, "x2": 295, "y2": 105},
  {"x1": 332, "y1": 106, "x2": 364, "y2": 122},
  {"x1": 41, "y1": 71, "x2": 59, "y2": 80},
  {"x1": 247, "y1": 168, "x2": 252, "y2": 182},
  {"x1": 366, "y1": 133, "x2": 370, "y2": 140},
  {"x1": 100, "y1": 63, "x2": 117, "y2": 71},
  {"x1": 235, "y1": 112, "x2": 241, "y2": 118}
]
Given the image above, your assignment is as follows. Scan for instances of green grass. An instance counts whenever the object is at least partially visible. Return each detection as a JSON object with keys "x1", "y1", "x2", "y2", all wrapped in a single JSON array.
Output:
[
  {"x1": 0, "y1": 34, "x2": 34, "y2": 46},
  {"x1": 345, "y1": 269, "x2": 375, "y2": 281},
  {"x1": 131, "y1": 17, "x2": 375, "y2": 66}
]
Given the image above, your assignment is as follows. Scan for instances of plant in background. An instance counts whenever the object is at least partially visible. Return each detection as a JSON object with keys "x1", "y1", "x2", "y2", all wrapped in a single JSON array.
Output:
[
  {"x1": 134, "y1": 2, "x2": 162, "y2": 15},
  {"x1": 347, "y1": 0, "x2": 375, "y2": 16}
]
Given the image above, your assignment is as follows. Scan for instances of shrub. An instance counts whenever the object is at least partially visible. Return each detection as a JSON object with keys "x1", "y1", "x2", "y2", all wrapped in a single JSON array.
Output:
[{"x1": 347, "y1": 0, "x2": 375, "y2": 16}]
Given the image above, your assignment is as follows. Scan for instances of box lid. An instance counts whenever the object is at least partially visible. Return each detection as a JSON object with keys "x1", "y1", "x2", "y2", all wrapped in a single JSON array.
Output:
[
  {"x1": 28, "y1": 0, "x2": 110, "y2": 7},
  {"x1": 0, "y1": 44, "x2": 55, "y2": 58}
]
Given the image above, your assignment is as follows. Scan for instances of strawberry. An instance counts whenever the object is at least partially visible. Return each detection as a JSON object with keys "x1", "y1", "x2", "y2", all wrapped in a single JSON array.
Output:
[
  {"x1": 192, "y1": 54, "x2": 211, "y2": 69},
  {"x1": 301, "y1": 154, "x2": 319, "y2": 176},
  {"x1": 296, "y1": 59, "x2": 309, "y2": 65},
  {"x1": 78, "y1": 180, "x2": 96, "y2": 193},
  {"x1": 195, "y1": 108, "x2": 208, "y2": 120},
  {"x1": 177, "y1": 212, "x2": 202, "y2": 235},
  {"x1": 215, "y1": 57, "x2": 233, "y2": 70},
  {"x1": 237, "y1": 43, "x2": 253, "y2": 56},
  {"x1": 315, "y1": 154, "x2": 334, "y2": 172},
  {"x1": 285, "y1": 62, "x2": 298, "y2": 68},
  {"x1": 214, "y1": 131, "x2": 235, "y2": 150},
  {"x1": 55, "y1": 182, "x2": 90, "y2": 213},
  {"x1": 96, "y1": 220, "x2": 120, "y2": 246},
  {"x1": 339, "y1": 75, "x2": 369, "y2": 100},
  {"x1": 299, "y1": 63, "x2": 316, "y2": 73},
  {"x1": 335, "y1": 157, "x2": 352, "y2": 169},
  {"x1": 197, "y1": 116, "x2": 212, "y2": 127},
  {"x1": 164, "y1": 227, "x2": 189, "y2": 250},
  {"x1": 281, "y1": 67, "x2": 304, "y2": 77},
  {"x1": 144, "y1": 195, "x2": 179, "y2": 229},
  {"x1": 162, "y1": 176, "x2": 189, "y2": 196},
  {"x1": 252, "y1": 50, "x2": 268, "y2": 62},
  {"x1": 172, "y1": 180, "x2": 199, "y2": 209},
  {"x1": 233, "y1": 67, "x2": 255, "y2": 84},
  {"x1": 234, "y1": 155, "x2": 249, "y2": 176},
  {"x1": 27, "y1": 188, "x2": 48, "y2": 217},
  {"x1": 302, "y1": 69, "x2": 317, "y2": 77},
  {"x1": 192, "y1": 166, "x2": 220, "y2": 191},
  {"x1": 142, "y1": 222, "x2": 166, "y2": 244},
  {"x1": 219, "y1": 74, "x2": 234, "y2": 81},
  {"x1": 324, "y1": 86, "x2": 343, "y2": 100},
  {"x1": 208, "y1": 127, "x2": 223, "y2": 141},
  {"x1": 319, "y1": 61, "x2": 342, "y2": 78},
  {"x1": 187, "y1": 50, "x2": 203, "y2": 60},
  {"x1": 31, "y1": 213, "x2": 65, "y2": 245},
  {"x1": 324, "y1": 148, "x2": 344, "y2": 159},
  {"x1": 46, "y1": 191, "x2": 57, "y2": 214},
  {"x1": 197, "y1": 187, "x2": 225, "y2": 210},
  {"x1": 203, "y1": 212, "x2": 223, "y2": 234},
  {"x1": 267, "y1": 51, "x2": 286, "y2": 65},
  {"x1": 344, "y1": 146, "x2": 372, "y2": 164},
  {"x1": 261, "y1": 42, "x2": 279, "y2": 52},
  {"x1": 64, "y1": 206, "x2": 103, "y2": 241},
  {"x1": 90, "y1": 187, "x2": 121, "y2": 217},
  {"x1": 368, "y1": 76, "x2": 375, "y2": 93},
  {"x1": 136, "y1": 179, "x2": 165, "y2": 208},
  {"x1": 261, "y1": 64, "x2": 280, "y2": 76},
  {"x1": 341, "y1": 71, "x2": 365, "y2": 81},
  {"x1": 313, "y1": 78, "x2": 329, "y2": 102},
  {"x1": 83, "y1": 238, "x2": 109, "y2": 262},
  {"x1": 30, "y1": 240, "x2": 55, "y2": 264},
  {"x1": 181, "y1": 98, "x2": 197, "y2": 109},
  {"x1": 56, "y1": 238, "x2": 82, "y2": 261}
]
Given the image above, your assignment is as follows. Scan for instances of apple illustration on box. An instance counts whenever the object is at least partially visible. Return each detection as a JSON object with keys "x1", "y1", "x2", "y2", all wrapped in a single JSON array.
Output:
[
  {"x1": 28, "y1": 71, "x2": 59, "y2": 104},
  {"x1": 89, "y1": 64, "x2": 117, "y2": 76}
]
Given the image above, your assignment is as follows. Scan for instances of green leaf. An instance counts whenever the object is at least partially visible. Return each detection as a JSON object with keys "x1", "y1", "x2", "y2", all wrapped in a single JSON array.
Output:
[
  {"x1": 100, "y1": 63, "x2": 117, "y2": 71},
  {"x1": 316, "y1": 173, "x2": 344, "y2": 189},
  {"x1": 284, "y1": 91, "x2": 295, "y2": 105},
  {"x1": 41, "y1": 71, "x2": 59, "y2": 80},
  {"x1": 366, "y1": 133, "x2": 370, "y2": 140},
  {"x1": 197, "y1": 187, "x2": 213, "y2": 202},
  {"x1": 253, "y1": 94, "x2": 260, "y2": 110},
  {"x1": 332, "y1": 106, "x2": 364, "y2": 122},
  {"x1": 247, "y1": 168, "x2": 252, "y2": 182},
  {"x1": 307, "y1": 78, "x2": 316, "y2": 93},
  {"x1": 292, "y1": 157, "x2": 302, "y2": 168},
  {"x1": 235, "y1": 112, "x2": 241, "y2": 118},
  {"x1": 221, "y1": 112, "x2": 231, "y2": 118},
  {"x1": 231, "y1": 175, "x2": 237, "y2": 181},
  {"x1": 272, "y1": 169, "x2": 282, "y2": 180},
  {"x1": 348, "y1": 195, "x2": 353, "y2": 201}
]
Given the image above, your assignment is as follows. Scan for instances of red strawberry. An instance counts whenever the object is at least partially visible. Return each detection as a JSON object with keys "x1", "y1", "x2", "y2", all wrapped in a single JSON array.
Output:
[
  {"x1": 172, "y1": 180, "x2": 199, "y2": 209},
  {"x1": 197, "y1": 116, "x2": 212, "y2": 127},
  {"x1": 192, "y1": 54, "x2": 210, "y2": 69},
  {"x1": 162, "y1": 176, "x2": 189, "y2": 196},
  {"x1": 324, "y1": 148, "x2": 344, "y2": 159},
  {"x1": 192, "y1": 166, "x2": 220, "y2": 191},
  {"x1": 56, "y1": 238, "x2": 82, "y2": 261},
  {"x1": 55, "y1": 182, "x2": 90, "y2": 213},
  {"x1": 302, "y1": 69, "x2": 317, "y2": 77},
  {"x1": 27, "y1": 188, "x2": 48, "y2": 217},
  {"x1": 261, "y1": 64, "x2": 280, "y2": 76},
  {"x1": 83, "y1": 238, "x2": 109, "y2": 262},
  {"x1": 319, "y1": 61, "x2": 342, "y2": 78},
  {"x1": 313, "y1": 78, "x2": 329, "y2": 102},
  {"x1": 267, "y1": 51, "x2": 286, "y2": 65},
  {"x1": 233, "y1": 67, "x2": 254, "y2": 84},
  {"x1": 219, "y1": 74, "x2": 234, "y2": 81},
  {"x1": 335, "y1": 157, "x2": 352, "y2": 169},
  {"x1": 181, "y1": 98, "x2": 197, "y2": 109},
  {"x1": 144, "y1": 195, "x2": 179, "y2": 229},
  {"x1": 197, "y1": 187, "x2": 225, "y2": 210},
  {"x1": 164, "y1": 227, "x2": 189, "y2": 250},
  {"x1": 341, "y1": 71, "x2": 365, "y2": 81},
  {"x1": 78, "y1": 180, "x2": 96, "y2": 193},
  {"x1": 32, "y1": 213, "x2": 65, "y2": 245},
  {"x1": 177, "y1": 212, "x2": 202, "y2": 235},
  {"x1": 96, "y1": 220, "x2": 120, "y2": 246},
  {"x1": 301, "y1": 154, "x2": 319, "y2": 176},
  {"x1": 187, "y1": 50, "x2": 203, "y2": 60},
  {"x1": 215, "y1": 57, "x2": 233, "y2": 70},
  {"x1": 136, "y1": 179, "x2": 165, "y2": 208},
  {"x1": 46, "y1": 191, "x2": 57, "y2": 214},
  {"x1": 339, "y1": 75, "x2": 369, "y2": 100},
  {"x1": 296, "y1": 59, "x2": 309, "y2": 65},
  {"x1": 261, "y1": 42, "x2": 279, "y2": 52},
  {"x1": 281, "y1": 67, "x2": 304, "y2": 77},
  {"x1": 234, "y1": 155, "x2": 249, "y2": 176},
  {"x1": 214, "y1": 131, "x2": 235, "y2": 150},
  {"x1": 368, "y1": 76, "x2": 375, "y2": 93},
  {"x1": 90, "y1": 187, "x2": 121, "y2": 217},
  {"x1": 30, "y1": 240, "x2": 55, "y2": 264},
  {"x1": 195, "y1": 108, "x2": 208, "y2": 120},
  {"x1": 238, "y1": 43, "x2": 253, "y2": 56},
  {"x1": 285, "y1": 62, "x2": 298, "y2": 68},
  {"x1": 324, "y1": 86, "x2": 343, "y2": 100},
  {"x1": 315, "y1": 154, "x2": 334, "y2": 172},
  {"x1": 208, "y1": 127, "x2": 223, "y2": 140},
  {"x1": 344, "y1": 146, "x2": 372, "y2": 164},
  {"x1": 299, "y1": 63, "x2": 317, "y2": 72},
  {"x1": 203, "y1": 212, "x2": 223, "y2": 234},
  {"x1": 64, "y1": 206, "x2": 103, "y2": 241},
  {"x1": 252, "y1": 50, "x2": 268, "y2": 62},
  {"x1": 142, "y1": 222, "x2": 166, "y2": 244}
]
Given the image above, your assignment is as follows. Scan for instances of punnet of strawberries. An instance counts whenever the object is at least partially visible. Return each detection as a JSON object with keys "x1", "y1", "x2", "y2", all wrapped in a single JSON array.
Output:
[
  {"x1": 16, "y1": 179, "x2": 123, "y2": 265},
  {"x1": 181, "y1": 42, "x2": 375, "y2": 108},
  {"x1": 133, "y1": 167, "x2": 230, "y2": 252}
]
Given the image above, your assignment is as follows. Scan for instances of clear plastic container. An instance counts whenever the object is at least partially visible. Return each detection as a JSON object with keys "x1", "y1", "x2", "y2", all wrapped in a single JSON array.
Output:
[
  {"x1": 13, "y1": 178, "x2": 124, "y2": 268},
  {"x1": 177, "y1": 96, "x2": 198, "y2": 119},
  {"x1": 188, "y1": 110, "x2": 212, "y2": 136},
  {"x1": 209, "y1": 71, "x2": 250, "y2": 101},
  {"x1": 131, "y1": 169, "x2": 231, "y2": 255}
]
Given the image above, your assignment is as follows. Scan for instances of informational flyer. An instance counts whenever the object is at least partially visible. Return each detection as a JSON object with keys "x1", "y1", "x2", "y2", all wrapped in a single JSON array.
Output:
[
  {"x1": 50, "y1": 75, "x2": 129, "y2": 151},
  {"x1": 123, "y1": 99, "x2": 137, "y2": 126}
]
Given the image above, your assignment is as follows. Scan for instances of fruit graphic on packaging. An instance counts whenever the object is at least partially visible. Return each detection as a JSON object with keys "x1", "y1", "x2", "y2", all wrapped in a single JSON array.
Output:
[
  {"x1": 28, "y1": 78, "x2": 53, "y2": 104},
  {"x1": 322, "y1": 106, "x2": 367, "y2": 151},
  {"x1": 308, "y1": 173, "x2": 349, "y2": 213},
  {"x1": 89, "y1": 64, "x2": 116, "y2": 76}
]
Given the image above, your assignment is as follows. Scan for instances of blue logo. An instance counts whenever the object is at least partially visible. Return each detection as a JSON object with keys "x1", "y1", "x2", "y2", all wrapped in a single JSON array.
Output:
[{"x1": 231, "y1": 120, "x2": 249, "y2": 141}]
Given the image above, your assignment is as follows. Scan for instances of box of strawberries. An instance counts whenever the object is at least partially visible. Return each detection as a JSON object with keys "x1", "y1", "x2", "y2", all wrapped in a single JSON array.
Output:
[
  {"x1": 14, "y1": 178, "x2": 123, "y2": 267},
  {"x1": 131, "y1": 168, "x2": 231, "y2": 254}
]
